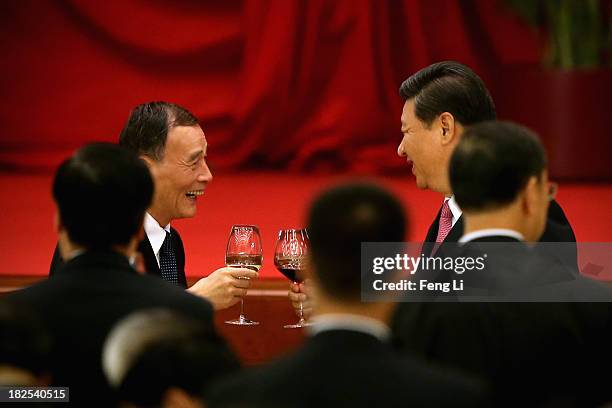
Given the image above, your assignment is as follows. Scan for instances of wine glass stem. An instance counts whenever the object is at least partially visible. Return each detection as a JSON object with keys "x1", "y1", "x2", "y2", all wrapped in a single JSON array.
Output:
[
  {"x1": 299, "y1": 301, "x2": 305, "y2": 323},
  {"x1": 239, "y1": 297, "x2": 245, "y2": 319}
]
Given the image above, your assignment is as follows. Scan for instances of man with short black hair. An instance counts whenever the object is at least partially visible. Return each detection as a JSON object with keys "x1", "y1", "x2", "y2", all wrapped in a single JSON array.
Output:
[
  {"x1": 7, "y1": 143, "x2": 223, "y2": 406},
  {"x1": 450, "y1": 120, "x2": 551, "y2": 242},
  {"x1": 209, "y1": 182, "x2": 487, "y2": 408},
  {"x1": 396, "y1": 61, "x2": 574, "y2": 250},
  {"x1": 50, "y1": 102, "x2": 256, "y2": 310},
  {"x1": 289, "y1": 61, "x2": 576, "y2": 314}
]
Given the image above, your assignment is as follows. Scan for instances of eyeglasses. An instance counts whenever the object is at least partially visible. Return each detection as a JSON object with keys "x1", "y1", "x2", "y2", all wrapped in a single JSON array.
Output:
[{"x1": 547, "y1": 182, "x2": 558, "y2": 201}]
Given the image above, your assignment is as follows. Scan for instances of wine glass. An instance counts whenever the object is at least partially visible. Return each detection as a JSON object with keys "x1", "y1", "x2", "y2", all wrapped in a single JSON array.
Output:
[
  {"x1": 274, "y1": 228, "x2": 311, "y2": 328},
  {"x1": 224, "y1": 225, "x2": 262, "y2": 326}
]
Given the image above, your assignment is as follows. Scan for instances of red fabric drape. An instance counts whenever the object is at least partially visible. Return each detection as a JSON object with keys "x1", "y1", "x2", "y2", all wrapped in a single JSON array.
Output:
[{"x1": 0, "y1": 0, "x2": 542, "y2": 173}]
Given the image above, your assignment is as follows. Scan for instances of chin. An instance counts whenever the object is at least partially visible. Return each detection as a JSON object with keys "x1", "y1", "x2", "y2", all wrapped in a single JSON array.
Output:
[
  {"x1": 176, "y1": 207, "x2": 197, "y2": 220},
  {"x1": 415, "y1": 178, "x2": 428, "y2": 190}
]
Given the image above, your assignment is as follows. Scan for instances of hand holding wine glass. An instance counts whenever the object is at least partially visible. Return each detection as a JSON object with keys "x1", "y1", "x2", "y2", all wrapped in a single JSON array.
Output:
[
  {"x1": 289, "y1": 280, "x2": 313, "y2": 320},
  {"x1": 274, "y1": 228, "x2": 311, "y2": 328}
]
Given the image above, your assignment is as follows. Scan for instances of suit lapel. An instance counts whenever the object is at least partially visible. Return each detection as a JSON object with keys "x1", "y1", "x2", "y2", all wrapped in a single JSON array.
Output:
[
  {"x1": 138, "y1": 235, "x2": 161, "y2": 277},
  {"x1": 422, "y1": 206, "x2": 442, "y2": 257},
  {"x1": 444, "y1": 215, "x2": 464, "y2": 243}
]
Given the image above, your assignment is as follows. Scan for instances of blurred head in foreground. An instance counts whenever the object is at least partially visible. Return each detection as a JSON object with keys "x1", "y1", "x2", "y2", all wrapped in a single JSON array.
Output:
[
  {"x1": 306, "y1": 182, "x2": 406, "y2": 320},
  {"x1": 450, "y1": 121, "x2": 551, "y2": 241},
  {"x1": 103, "y1": 309, "x2": 239, "y2": 408},
  {"x1": 0, "y1": 303, "x2": 52, "y2": 386},
  {"x1": 53, "y1": 143, "x2": 153, "y2": 260}
]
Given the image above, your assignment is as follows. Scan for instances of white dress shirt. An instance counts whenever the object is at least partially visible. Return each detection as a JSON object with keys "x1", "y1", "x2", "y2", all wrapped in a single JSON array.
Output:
[
  {"x1": 143, "y1": 212, "x2": 171, "y2": 267},
  {"x1": 445, "y1": 195, "x2": 462, "y2": 227},
  {"x1": 459, "y1": 228, "x2": 525, "y2": 244},
  {"x1": 307, "y1": 313, "x2": 391, "y2": 342}
]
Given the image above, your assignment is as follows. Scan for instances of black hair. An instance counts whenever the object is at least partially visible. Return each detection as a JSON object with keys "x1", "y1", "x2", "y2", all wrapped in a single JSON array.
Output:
[
  {"x1": 119, "y1": 101, "x2": 199, "y2": 160},
  {"x1": 450, "y1": 121, "x2": 547, "y2": 212},
  {"x1": 52, "y1": 143, "x2": 154, "y2": 249},
  {"x1": 307, "y1": 182, "x2": 406, "y2": 301},
  {"x1": 399, "y1": 61, "x2": 496, "y2": 126}
]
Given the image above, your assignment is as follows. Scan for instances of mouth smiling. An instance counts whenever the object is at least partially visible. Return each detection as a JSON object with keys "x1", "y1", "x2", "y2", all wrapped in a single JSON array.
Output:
[{"x1": 185, "y1": 190, "x2": 204, "y2": 199}]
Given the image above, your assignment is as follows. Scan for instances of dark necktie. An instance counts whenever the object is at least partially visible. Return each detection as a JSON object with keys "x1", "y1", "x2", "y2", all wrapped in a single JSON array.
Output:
[{"x1": 159, "y1": 231, "x2": 179, "y2": 285}]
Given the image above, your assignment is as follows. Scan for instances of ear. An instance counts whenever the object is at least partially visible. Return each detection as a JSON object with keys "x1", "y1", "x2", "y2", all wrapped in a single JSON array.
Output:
[
  {"x1": 438, "y1": 112, "x2": 457, "y2": 146},
  {"x1": 139, "y1": 154, "x2": 157, "y2": 170},
  {"x1": 522, "y1": 176, "x2": 539, "y2": 216},
  {"x1": 54, "y1": 210, "x2": 63, "y2": 234}
]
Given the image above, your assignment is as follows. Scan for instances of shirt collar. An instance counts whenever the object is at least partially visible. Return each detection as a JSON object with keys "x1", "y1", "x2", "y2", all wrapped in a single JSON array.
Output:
[
  {"x1": 144, "y1": 212, "x2": 171, "y2": 257},
  {"x1": 307, "y1": 313, "x2": 391, "y2": 342},
  {"x1": 459, "y1": 228, "x2": 525, "y2": 244},
  {"x1": 445, "y1": 196, "x2": 462, "y2": 227}
]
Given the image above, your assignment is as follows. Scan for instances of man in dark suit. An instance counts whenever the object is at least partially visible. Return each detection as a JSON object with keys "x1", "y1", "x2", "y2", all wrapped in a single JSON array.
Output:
[
  {"x1": 4, "y1": 143, "x2": 232, "y2": 406},
  {"x1": 289, "y1": 61, "x2": 577, "y2": 313},
  {"x1": 50, "y1": 102, "x2": 256, "y2": 310},
  {"x1": 396, "y1": 61, "x2": 575, "y2": 255},
  {"x1": 393, "y1": 121, "x2": 612, "y2": 407},
  {"x1": 208, "y1": 183, "x2": 488, "y2": 408}
]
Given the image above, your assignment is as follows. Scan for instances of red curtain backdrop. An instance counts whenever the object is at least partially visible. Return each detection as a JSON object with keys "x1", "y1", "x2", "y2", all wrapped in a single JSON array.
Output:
[{"x1": 0, "y1": 0, "x2": 548, "y2": 174}]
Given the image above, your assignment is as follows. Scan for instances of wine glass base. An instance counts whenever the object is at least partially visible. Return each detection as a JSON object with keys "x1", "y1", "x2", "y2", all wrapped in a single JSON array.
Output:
[
  {"x1": 283, "y1": 321, "x2": 313, "y2": 329},
  {"x1": 225, "y1": 316, "x2": 259, "y2": 326}
]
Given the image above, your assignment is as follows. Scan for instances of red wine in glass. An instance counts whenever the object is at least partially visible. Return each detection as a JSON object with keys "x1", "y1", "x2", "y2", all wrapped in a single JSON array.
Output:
[
  {"x1": 274, "y1": 229, "x2": 311, "y2": 328},
  {"x1": 274, "y1": 258, "x2": 305, "y2": 283}
]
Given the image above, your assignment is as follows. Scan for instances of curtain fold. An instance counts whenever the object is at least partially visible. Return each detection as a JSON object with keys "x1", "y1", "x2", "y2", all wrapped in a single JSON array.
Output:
[{"x1": 0, "y1": 0, "x2": 544, "y2": 174}]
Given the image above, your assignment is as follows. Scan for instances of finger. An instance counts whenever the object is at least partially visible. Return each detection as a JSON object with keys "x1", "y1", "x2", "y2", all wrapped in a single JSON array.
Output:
[
  {"x1": 231, "y1": 287, "x2": 248, "y2": 298},
  {"x1": 227, "y1": 268, "x2": 259, "y2": 279},
  {"x1": 290, "y1": 282, "x2": 300, "y2": 292},
  {"x1": 225, "y1": 298, "x2": 241, "y2": 309},
  {"x1": 290, "y1": 293, "x2": 307, "y2": 303},
  {"x1": 232, "y1": 278, "x2": 251, "y2": 289}
]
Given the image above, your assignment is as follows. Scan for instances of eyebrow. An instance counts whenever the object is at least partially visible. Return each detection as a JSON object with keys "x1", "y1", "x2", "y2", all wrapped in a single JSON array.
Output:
[{"x1": 187, "y1": 150, "x2": 204, "y2": 162}]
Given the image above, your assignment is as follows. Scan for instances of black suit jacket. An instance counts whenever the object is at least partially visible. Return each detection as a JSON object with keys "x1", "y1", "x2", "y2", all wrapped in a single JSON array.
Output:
[
  {"x1": 421, "y1": 199, "x2": 576, "y2": 257},
  {"x1": 392, "y1": 236, "x2": 612, "y2": 407},
  {"x1": 421, "y1": 200, "x2": 579, "y2": 276},
  {"x1": 49, "y1": 227, "x2": 187, "y2": 287},
  {"x1": 6, "y1": 250, "x2": 215, "y2": 407},
  {"x1": 208, "y1": 330, "x2": 488, "y2": 408}
]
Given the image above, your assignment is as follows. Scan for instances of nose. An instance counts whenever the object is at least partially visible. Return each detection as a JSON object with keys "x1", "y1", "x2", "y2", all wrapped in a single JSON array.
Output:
[
  {"x1": 197, "y1": 160, "x2": 213, "y2": 183},
  {"x1": 397, "y1": 140, "x2": 405, "y2": 157}
]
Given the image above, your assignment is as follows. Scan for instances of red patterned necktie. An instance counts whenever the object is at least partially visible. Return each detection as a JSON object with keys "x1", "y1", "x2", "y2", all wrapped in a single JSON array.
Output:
[{"x1": 435, "y1": 200, "x2": 453, "y2": 243}]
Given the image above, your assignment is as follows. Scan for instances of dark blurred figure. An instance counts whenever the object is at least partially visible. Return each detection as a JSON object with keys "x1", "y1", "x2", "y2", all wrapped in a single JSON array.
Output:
[
  {"x1": 0, "y1": 303, "x2": 51, "y2": 386},
  {"x1": 5, "y1": 143, "x2": 219, "y2": 407},
  {"x1": 103, "y1": 309, "x2": 239, "y2": 408},
  {"x1": 209, "y1": 182, "x2": 488, "y2": 408},
  {"x1": 393, "y1": 121, "x2": 612, "y2": 407}
]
